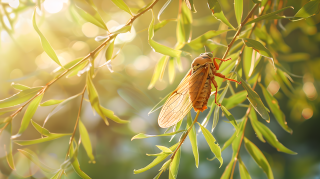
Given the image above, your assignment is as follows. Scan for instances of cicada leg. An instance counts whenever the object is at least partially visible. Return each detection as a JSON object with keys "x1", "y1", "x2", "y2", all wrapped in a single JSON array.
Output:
[
  {"x1": 211, "y1": 78, "x2": 221, "y2": 106},
  {"x1": 213, "y1": 57, "x2": 232, "y2": 62},
  {"x1": 214, "y1": 73, "x2": 241, "y2": 84}
]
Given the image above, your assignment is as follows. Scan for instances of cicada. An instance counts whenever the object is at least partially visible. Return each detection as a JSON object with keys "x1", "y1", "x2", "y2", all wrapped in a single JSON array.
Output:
[{"x1": 158, "y1": 52, "x2": 241, "y2": 128}]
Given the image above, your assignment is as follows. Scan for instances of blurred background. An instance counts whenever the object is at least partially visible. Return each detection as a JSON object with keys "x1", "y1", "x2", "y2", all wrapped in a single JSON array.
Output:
[{"x1": 0, "y1": 0, "x2": 319, "y2": 178}]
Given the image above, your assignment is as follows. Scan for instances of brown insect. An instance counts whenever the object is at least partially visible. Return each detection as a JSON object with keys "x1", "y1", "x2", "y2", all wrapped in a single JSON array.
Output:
[{"x1": 158, "y1": 52, "x2": 241, "y2": 128}]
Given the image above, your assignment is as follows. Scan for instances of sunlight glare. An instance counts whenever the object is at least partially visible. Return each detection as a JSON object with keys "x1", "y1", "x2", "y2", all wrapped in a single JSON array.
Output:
[{"x1": 43, "y1": 0, "x2": 64, "y2": 14}]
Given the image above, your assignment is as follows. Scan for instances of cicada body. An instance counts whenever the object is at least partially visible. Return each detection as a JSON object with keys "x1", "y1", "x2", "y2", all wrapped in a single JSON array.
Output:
[{"x1": 158, "y1": 52, "x2": 241, "y2": 128}]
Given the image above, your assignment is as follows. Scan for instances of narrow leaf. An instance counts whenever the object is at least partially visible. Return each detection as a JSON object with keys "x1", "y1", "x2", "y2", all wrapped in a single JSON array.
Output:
[
  {"x1": 259, "y1": 84, "x2": 292, "y2": 133},
  {"x1": 249, "y1": 109, "x2": 266, "y2": 143},
  {"x1": 220, "y1": 158, "x2": 235, "y2": 179},
  {"x1": 187, "y1": 30, "x2": 230, "y2": 50},
  {"x1": 11, "y1": 83, "x2": 30, "y2": 91},
  {"x1": 105, "y1": 40, "x2": 115, "y2": 61},
  {"x1": 246, "y1": 7, "x2": 293, "y2": 25},
  {"x1": 169, "y1": 148, "x2": 181, "y2": 179},
  {"x1": 0, "y1": 87, "x2": 42, "y2": 108},
  {"x1": 111, "y1": 0, "x2": 132, "y2": 15},
  {"x1": 295, "y1": 0, "x2": 320, "y2": 19},
  {"x1": 239, "y1": 157, "x2": 252, "y2": 179},
  {"x1": 198, "y1": 122, "x2": 223, "y2": 167},
  {"x1": 14, "y1": 133, "x2": 71, "y2": 146},
  {"x1": 221, "y1": 106, "x2": 238, "y2": 130},
  {"x1": 221, "y1": 91, "x2": 247, "y2": 109},
  {"x1": 69, "y1": 141, "x2": 91, "y2": 179},
  {"x1": 168, "y1": 57, "x2": 175, "y2": 84},
  {"x1": 101, "y1": 106, "x2": 128, "y2": 124},
  {"x1": 237, "y1": 74, "x2": 270, "y2": 122},
  {"x1": 187, "y1": 112, "x2": 199, "y2": 167},
  {"x1": 40, "y1": 99, "x2": 64, "y2": 106},
  {"x1": 131, "y1": 130, "x2": 185, "y2": 140},
  {"x1": 244, "y1": 137, "x2": 274, "y2": 179},
  {"x1": 33, "y1": 10, "x2": 62, "y2": 66},
  {"x1": 207, "y1": 0, "x2": 235, "y2": 29},
  {"x1": 158, "y1": 0, "x2": 172, "y2": 21},
  {"x1": 31, "y1": 120, "x2": 51, "y2": 137},
  {"x1": 79, "y1": 120, "x2": 95, "y2": 161},
  {"x1": 148, "y1": 56, "x2": 169, "y2": 89},
  {"x1": 235, "y1": 0, "x2": 243, "y2": 25},
  {"x1": 185, "y1": 0, "x2": 197, "y2": 12},
  {"x1": 18, "y1": 149, "x2": 55, "y2": 173},
  {"x1": 242, "y1": 38, "x2": 273, "y2": 60}
]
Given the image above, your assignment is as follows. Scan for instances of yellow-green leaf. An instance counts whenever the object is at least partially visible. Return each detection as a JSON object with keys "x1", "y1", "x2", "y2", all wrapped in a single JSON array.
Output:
[
  {"x1": 79, "y1": 120, "x2": 94, "y2": 162},
  {"x1": 187, "y1": 112, "x2": 199, "y2": 167},
  {"x1": 31, "y1": 120, "x2": 51, "y2": 136},
  {"x1": 69, "y1": 141, "x2": 91, "y2": 179},
  {"x1": 101, "y1": 106, "x2": 128, "y2": 124},
  {"x1": 246, "y1": 7, "x2": 293, "y2": 25},
  {"x1": 169, "y1": 148, "x2": 181, "y2": 179},
  {"x1": 295, "y1": 0, "x2": 320, "y2": 19},
  {"x1": 111, "y1": 0, "x2": 132, "y2": 15},
  {"x1": 242, "y1": 38, "x2": 273, "y2": 60},
  {"x1": 249, "y1": 109, "x2": 266, "y2": 143},
  {"x1": 239, "y1": 157, "x2": 252, "y2": 179},
  {"x1": 221, "y1": 106, "x2": 238, "y2": 130},
  {"x1": 235, "y1": 0, "x2": 243, "y2": 25},
  {"x1": 40, "y1": 99, "x2": 64, "y2": 106},
  {"x1": 11, "y1": 83, "x2": 30, "y2": 91},
  {"x1": 32, "y1": 10, "x2": 62, "y2": 66},
  {"x1": 14, "y1": 133, "x2": 71, "y2": 146},
  {"x1": 131, "y1": 130, "x2": 185, "y2": 140},
  {"x1": 0, "y1": 87, "x2": 42, "y2": 108},
  {"x1": 148, "y1": 56, "x2": 169, "y2": 89},
  {"x1": 105, "y1": 40, "x2": 115, "y2": 61},
  {"x1": 168, "y1": 57, "x2": 175, "y2": 84},
  {"x1": 207, "y1": 0, "x2": 235, "y2": 29},
  {"x1": 18, "y1": 149, "x2": 55, "y2": 173},
  {"x1": 222, "y1": 91, "x2": 247, "y2": 109},
  {"x1": 188, "y1": 30, "x2": 230, "y2": 50}
]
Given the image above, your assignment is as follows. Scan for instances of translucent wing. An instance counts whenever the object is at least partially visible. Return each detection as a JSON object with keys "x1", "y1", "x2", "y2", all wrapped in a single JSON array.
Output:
[{"x1": 158, "y1": 66, "x2": 209, "y2": 128}]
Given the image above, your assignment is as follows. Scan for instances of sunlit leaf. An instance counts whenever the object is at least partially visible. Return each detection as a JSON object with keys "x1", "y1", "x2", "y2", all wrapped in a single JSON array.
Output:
[
  {"x1": 243, "y1": 46, "x2": 253, "y2": 79},
  {"x1": 131, "y1": 130, "x2": 185, "y2": 140},
  {"x1": 294, "y1": 0, "x2": 320, "y2": 19},
  {"x1": 200, "y1": 100, "x2": 215, "y2": 129},
  {"x1": 244, "y1": 137, "x2": 274, "y2": 179},
  {"x1": 222, "y1": 91, "x2": 247, "y2": 110},
  {"x1": 221, "y1": 131, "x2": 237, "y2": 151},
  {"x1": 2, "y1": 122, "x2": 15, "y2": 170},
  {"x1": 40, "y1": 99, "x2": 64, "y2": 106},
  {"x1": 168, "y1": 57, "x2": 176, "y2": 84},
  {"x1": 74, "y1": 0, "x2": 108, "y2": 30},
  {"x1": 221, "y1": 106, "x2": 238, "y2": 130},
  {"x1": 176, "y1": 2, "x2": 192, "y2": 47},
  {"x1": 79, "y1": 120, "x2": 94, "y2": 162},
  {"x1": 242, "y1": 38, "x2": 273, "y2": 61},
  {"x1": 134, "y1": 143, "x2": 179, "y2": 174},
  {"x1": 249, "y1": 109, "x2": 265, "y2": 142},
  {"x1": 111, "y1": 0, "x2": 132, "y2": 15},
  {"x1": 185, "y1": 0, "x2": 197, "y2": 12},
  {"x1": 105, "y1": 40, "x2": 115, "y2": 61},
  {"x1": 149, "y1": 10, "x2": 182, "y2": 57},
  {"x1": 211, "y1": 85, "x2": 228, "y2": 131},
  {"x1": 239, "y1": 157, "x2": 252, "y2": 179},
  {"x1": 207, "y1": 0, "x2": 235, "y2": 29},
  {"x1": 155, "y1": 19, "x2": 176, "y2": 32},
  {"x1": 14, "y1": 133, "x2": 71, "y2": 146},
  {"x1": 15, "y1": 92, "x2": 44, "y2": 137},
  {"x1": 158, "y1": 0, "x2": 172, "y2": 21},
  {"x1": 32, "y1": 10, "x2": 62, "y2": 66},
  {"x1": 11, "y1": 83, "x2": 30, "y2": 91},
  {"x1": 43, "y1": 93, "x2": 81, "y2": 127},
  {"x1": 50, "y1": 170, "x2": 64, "y2": 179},
  {"x1": 187, "y1": 30, "x2": 230, "y2": 50},
  {"x1": 187, "y1": 112, "x2": 199, "y2": 167},
  {"x1": 246, "y1": 7, "x2": 294, "y2": 25},
  {"x1": 198, "y1": 122, "x2": 223, "y2": 167},
  {"x1": 235, "y1": 0, "x2": 243, "y2": 25},
  {"x1": 100, "y1": 106, "x2": 128, "y2": 124},
  {"x1": 148, "y1": 56, "x2": 169, "y2": 89},
  {"x1": 0, "y1": 87, "x2": 42, "y2": 108},
  {"x1": 69, "y1": 141, "x2": 91, "y2": 179},
  {"x1": 220, "y1": 158, "x2": 235, "y2": 179},
  {"x1": 31, "y1": 120, "x2": 51, "y2": 136},
  {"x1": 169, "y1": 148, "x2": 181, "y2": 179},
  {"x1": 18, "y1": 149, "x2": 55, "y2": 173},
  {"x1": 112, "y1": 24, "x2": 132, "y2": 34},
  {"x1": 259, "y1": 84, "x2": 292, "y2": 133},
  {"x1": 169, "y1": 118, "x2": 183, "y2": 142},
  {"x1": 237, "y1": 74, "x2": 270, "y2": 122},
  {"x1": 87, "y1": 74, "x2": 109, "y2": 125}
]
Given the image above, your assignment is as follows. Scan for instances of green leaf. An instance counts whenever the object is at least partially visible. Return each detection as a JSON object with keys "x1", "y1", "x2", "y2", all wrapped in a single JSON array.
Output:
[
  {"x1": 221, "y1": 106, "x2": 238, "y2": 130},
  {"x1": 239, "y1": 157, "x2": 252, "y2": 179},
  {"x1": 222, "y1": 91, "x2": 247, "y2": 109},
  {"x1": 67, "y1": 60, "x2": 89, "y2": 78},
  {"x1": 221, "y1": 131, "x2": 237, "y2": 151},
  {"x1": 237, "y1": 73, "x2": 270, "y2": 122},
  {"x1": 32, "y1": 10, "x2": 62, "y2": 67},
  {"x1": 211, "y1": 85, "x2": 229, "y2": 131},
  {"x1": 148, "y1": 56, "x2": 169, "y2": 89},
  {"x1": 31, "y1": 120, "x2": 51, "y2": 136},
  {"x1": 131, "y1": 130, "x2": 185, "y2": 140},
  {"x1": 207, "y1": 0, "x2": 235, "y2": 29},
  {"x1": 2, "y1": 122, "x2": 15, "y2": 170},
  {"x1": 254, "y1": 121, "x2": 297, "y2": 154},
  {"x1": 87, "y1": 74, "x2": 109, "y2": 125},
  {"x1": 187, "y1": 112, "x2": 199, "y2": 167},
  {"x1": 198, "y1": 122, "x2": 223, "y2": 167},
  {"x1": 0, "y1": 87, "x2": 42, "y2": 108},
  {"x1": 11, "y1": 83, "x2": 30, "y2": 91},
  {"x1": 243, "y1": 46, "x2": 253, "y2": 79},
  {"x1": 69, "y1": 141, "x2": 91, "y2": 179},
  {"x1": 259, "y1": 84, "x2": 292, "y2": 133},
  {"x1": 43, "y1": 93, "x2": 81, "y2": 127},
  {"x1": 74, "y1": 0, "x2": 108, "y2": 31},
  {"x1": 79, "y1": 120, "x2": 94, "y2": 162},
  {"x1": 185, "y1": 0, "x2": 197, "y2": 12},
  {"x1": 111, "y1": 0, "x2": 132, "y2": 15},
  {"x1": 100, "y1": 106, "x2": 128, "y2": 124},
  {"x1": 50, "y1": 170, "x2": 64, "y2": 179},
  {"x1": 158, "y1": 0, "x2": 172, "y2": 21},
  {"x1": 176, "y1": 2, "x2": 192, "y2": 47},
  {"x1": 40, "y1": 99, "x2": 64, "y2": 106},
  {"x1": 14, "y1": 133, "x2": 71, "y2": 146},
  {"x1": 200, "y1": 100, "x2": 215, "y2": 129},
  {"x1": 112, "y1": 24, "x2": 132, "y2": 34},
  {"x1": 242, "y1": 38, "x2": 273, "y2": 60},
  {"x1": 187, "y1": 30, "x2": 230, "y2": 50},
  {"x1": 149, "y1": 10, "x2": 182, "y2": 57},
  {"x1": 168, "y1": 57, "x2": 176, "y2": 84},
  {"x1": 295, "y1": 0, "x2": 320, "y2": 19},
  {"x1": 244, "y1": 137, "x2": 274, "y2": 179},
  {"x1": 235, "y1": 0, "x2": 243, "y2": 25},
  {"x1": 18, "y1": 149, "x2": 55, "y2": 173},
  {"x1": 105, "y1": 40, "x2": 115, "y2": 61},
  {"x1": 134, "y1": 143, "x2": 179, "y2": 174},
  {"x1": 169, "y1": 148, "x2": 181, "y2": 179},
  {"x1": 249, "y1": 109, "x2": 266, "y2": 143},
  {"x1": 220, "y1": 158, "x2": 235, "y2": 179},
  {"x1": 246, "y1": 7, "x2": 294, "y2": 25},
  {"x1": 15, "y1": 92, "x2": 44, "y2": 137},
  {"x1": 155, "y1": 19, "x2": 176, "y2": 32}
]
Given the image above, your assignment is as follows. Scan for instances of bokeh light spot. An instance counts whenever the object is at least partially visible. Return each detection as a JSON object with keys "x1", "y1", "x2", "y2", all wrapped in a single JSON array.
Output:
[
  {"x1": 82, "y1": 22, "x2": 99, "y2": 38},
  {"x1": 267, "y1": 80, "x2": 280, "y2": 95},
  {"x1": 303, "y1": 82, "x2": 317, "y2": 99},
  {"x1": 302, "y1": 107, "x2": 313, "y2": 120},
  {"x1": 133, "y1": 55, "x2": 150, "y2": 71},
  {"x1": 44, "y1": 0, "x2": 64, "y2": 14},
  {"x1": 129, "y1": 117, "x2": 146, "y2": 133}
]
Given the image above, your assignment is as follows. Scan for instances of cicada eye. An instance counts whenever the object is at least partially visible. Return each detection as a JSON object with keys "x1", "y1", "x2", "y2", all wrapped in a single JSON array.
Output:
[{"x1": 207, "y1": 53, "x2": 213, "y2": 58}]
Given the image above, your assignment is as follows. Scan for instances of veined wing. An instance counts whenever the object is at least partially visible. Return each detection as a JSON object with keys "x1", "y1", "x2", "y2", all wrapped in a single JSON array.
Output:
[{"x1": 158, "y1": 65, "x2": 209, "y2": 128}]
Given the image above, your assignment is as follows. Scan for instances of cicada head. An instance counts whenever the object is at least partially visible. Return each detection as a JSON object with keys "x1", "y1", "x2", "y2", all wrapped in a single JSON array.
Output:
[{"x1": 191, "y1": 52, "x2": 214, "y2": 67}]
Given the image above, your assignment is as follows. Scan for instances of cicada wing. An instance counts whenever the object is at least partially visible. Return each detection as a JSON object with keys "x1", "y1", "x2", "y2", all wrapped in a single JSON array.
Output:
[{"x1": 158, "y1": 66, "x2": 209, "y2": 128}]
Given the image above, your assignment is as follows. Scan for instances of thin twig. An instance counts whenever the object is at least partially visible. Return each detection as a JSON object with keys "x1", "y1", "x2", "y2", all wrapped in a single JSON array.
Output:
[
  {"x1": 171, "y1": 111, "x2": 200, "y2": 160},
  {"x1": 219, "y1": 3, "x2": 261, "y2": 67},
  {"x1": 65, "y1": 85, "x2": 86, "y2": 160}
]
